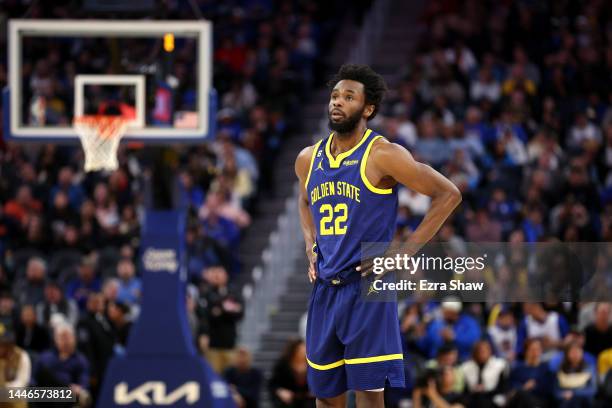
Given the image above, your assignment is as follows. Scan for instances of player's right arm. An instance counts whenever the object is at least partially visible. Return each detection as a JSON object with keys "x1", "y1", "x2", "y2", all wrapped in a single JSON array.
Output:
[{"x1": 295, "y1": 145, "x2": 317, "y2": 283}]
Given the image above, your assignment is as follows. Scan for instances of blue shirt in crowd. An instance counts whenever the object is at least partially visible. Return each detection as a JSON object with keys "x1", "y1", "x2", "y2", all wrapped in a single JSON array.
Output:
[
  {"x1": 417, "y1": 314, "x2": 481, "y2": 360},
  {"x1": 34, "y1": 349, "x2": 90, "y2": 389}
]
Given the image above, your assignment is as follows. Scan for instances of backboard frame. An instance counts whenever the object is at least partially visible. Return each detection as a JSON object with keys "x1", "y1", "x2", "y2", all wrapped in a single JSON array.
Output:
[{"x1": 4, "y1": 19, "x2": 216, "y2": 144}]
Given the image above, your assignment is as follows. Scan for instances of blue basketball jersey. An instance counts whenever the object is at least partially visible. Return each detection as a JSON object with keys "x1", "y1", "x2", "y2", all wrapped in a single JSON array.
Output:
[{"x1": 305, "y1": 128, "x2": 398, "y2": 279}]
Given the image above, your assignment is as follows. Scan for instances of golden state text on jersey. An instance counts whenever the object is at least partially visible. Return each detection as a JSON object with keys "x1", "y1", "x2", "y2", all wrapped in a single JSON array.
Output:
[{"x1": 305, "y1": 129, "x2": 398, "y2": 280}]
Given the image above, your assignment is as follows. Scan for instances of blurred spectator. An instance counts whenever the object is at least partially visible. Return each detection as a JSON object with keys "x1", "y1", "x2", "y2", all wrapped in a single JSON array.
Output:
[
  {"x1": 598, "y1": 347, "x2": 612, "y2": 406},
  {"x1": 465, "y1": 208, "x2": 502, "y2": 242},
  {"x1": 553, "y1": 342, "x2": 597, "y2": 408},
  {"x1": 413, "y1": 365, "x2": 466, "y2": 408},
  {"x1": 416, "y1": 300, "x2": 481, "y2": 360},
  {"x1": 200, "y1": 190, "x2": 251, "y2": 230},
  {"x1": 414, "y1": 116, "x2": 449, "y2": 167},
  {"x1": 65, "y1": 255, "x2": 102, "y2": 311},
  {"x1": 4, "y1": 185, "x2": 42, "y2": 226},
  {"x1": 0, "y1": 291, "x2": 17, "y2": 329},
  {"x1": 462, "y1": 106, "x2": 488, "y2": 157},
  {"x1": 424, "y1": 343, "x2": 464, "y2": 394},
  {"x1": 221, "y1": 78, "x2": 258, "y2": 119},
  {"x1": 470, "y1": 66, "x2": 501, "y2": 103},
  {"x1": 15, "y1": 304, "x2": 50, "y2": 353},
  {"x1": 216, "y1": 136, "x2": 258, "y2": 203},
  {"x1": 19, "y1": 215, "x2": 50, "y2": 254},
  {"x1": 223, "y1": 347, "x2": 263, "y2": 408},
  {"x1": 186, "y1": 225, "x2": 234, "y2": 280},
  {"x1": 215, "y1": 38, "x2": 247, "y2": 75},
  {"x1": 117, "y1": 205, "x2": 139, "y2": 246},
  {"x1": 36, "y1": 281, "x2": 79, "y2": 328},
  {"x1": 13, "y1": 257, "x2": 47, "y2": 306},
  {"x1": 487, "y1": 307, "x2": 517, "y2": 362},
  {"x1": 398, "y1": 188, "x2": 431, "y2": 218},
  {"x1": 200, "y1": 265, "x2": 244, "y2": 374},
  {"x1": 383, "y1": 117, "x2": 411, "y2": 150},
  {"x1": 115, "y1": 258, "x2": 141, "y2": 306},
  {"x1": 548, "y1": 327, "x2": 596, "y2": 373},
  {"x1": 186, "y1": 284, "x2": 208, "y2": 349},
  {"x1": 501, "y1": 64, "x2": 536, "y2": 97},
  {"x1": 385, "y1": 115, "x2": 417, "y2": 148},
  {"x1": 577, "y1": 302, "x2": 612, "y2": 332},
  {"x1": 0, "y1": 322, "x2": 31, "y2": 391},
  {"x1": 34, "y1": 323, "x2": 90, "y2": 405},
  {"x1": 584, "y1": 303, "x2": 612, "y2": 358},
  {"x1": 507, "y1": 338, "x2": 551, "y2": 408},
  {"x1": 461, "y1": 340, "x2": 508, "y2": 408},
  {"x1": 107, "y1": 301, "x2": 132, "y2": 347},
  {"x1": 443, "y1": 148, "x2": 480, "y2": 195},
  {"x1": 93, "y1": 183, "x2": 119, "y2": 236},
  {"x1": 494, "y1": 122, "x2": 528, "y2": 166},
  {"x1": 268, "y1": 339, "x2": 314, "y2": 408},
  {"x1": 199, "y1": 199, "x2": 242, "y2": 260},
  {"x1": 48, "y1": 191, "x2": 78, "y2": 245},
  {"x1": 486, "y1": 189, "x2": 519, "y2": 238},
  {"x1": 76, "y1": 293, "x2": 114, "y2": 396},
  {"x1": 178, "y1": 171, "x2": 206, "y2": 211},
  {"x1": 568, "y1": 112, "x2": 602, "y2": 152},
  {"x1": 49, "y1": 166, "x2": 84, "y2": 210},
  {"x1": 78, "y1": 200, "x2": 101, "y2": 252},
  {"x1": 101, "y1": 278, "x2": 119, "y2": 304},
  {"x1": 446, "y1": 40, "x2": 477, "y2": 76},
  {"x1": 518, "y1": 303, "x2": 569, "y2": 357}
]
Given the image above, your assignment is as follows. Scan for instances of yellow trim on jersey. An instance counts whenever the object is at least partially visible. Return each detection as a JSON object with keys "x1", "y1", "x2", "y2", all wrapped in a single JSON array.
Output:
[
  {"x1": 345, "y1": 353, "x2": 403, "y2": 365},
  {"x1": 325, "y1": 129, "x2": 372, "y2": 168},
  {"x1": 304, "y1": 139, "x2": 323, "y2": 190},
  {"x1": 307, "y1": 353, "x2": 403, "y2": 371},
  {"x1": 360, "y1": 135, "x2": 393, "y2": 194},
  {"x1": 307, "y1": 357, "x2": 345, "y2": 370}
]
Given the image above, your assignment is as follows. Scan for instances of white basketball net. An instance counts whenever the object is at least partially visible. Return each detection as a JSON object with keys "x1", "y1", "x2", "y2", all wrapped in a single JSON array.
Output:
[{"x1": 74, "y1": 115, "x2": 129, "y2": 172}]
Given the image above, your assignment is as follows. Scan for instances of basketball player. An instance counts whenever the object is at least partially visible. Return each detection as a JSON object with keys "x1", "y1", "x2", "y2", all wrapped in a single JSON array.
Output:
[{"x1": 295, "y1": 64, "x2": 462, "y2": 407}]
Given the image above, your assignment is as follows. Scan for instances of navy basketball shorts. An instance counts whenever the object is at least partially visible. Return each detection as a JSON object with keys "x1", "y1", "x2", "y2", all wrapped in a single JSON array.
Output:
[{"x1": 305, "y1": 275, "x2": 405, "y2": 398}]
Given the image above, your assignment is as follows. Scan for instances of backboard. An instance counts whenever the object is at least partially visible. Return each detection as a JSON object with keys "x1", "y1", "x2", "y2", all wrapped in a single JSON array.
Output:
[{"x1": 3, "y1": 19, "x2": 216, "y2": 143}]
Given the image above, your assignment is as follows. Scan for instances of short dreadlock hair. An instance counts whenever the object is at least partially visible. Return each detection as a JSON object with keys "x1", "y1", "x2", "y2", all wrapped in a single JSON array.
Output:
[{"x1": 327, "y1": 64, "x2": 388, "y2": 120}]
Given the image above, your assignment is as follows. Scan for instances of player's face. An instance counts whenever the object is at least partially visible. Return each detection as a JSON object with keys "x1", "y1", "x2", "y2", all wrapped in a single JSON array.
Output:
[{"x1": 328, "y1": 80, "x2": 372, "y2": 134}]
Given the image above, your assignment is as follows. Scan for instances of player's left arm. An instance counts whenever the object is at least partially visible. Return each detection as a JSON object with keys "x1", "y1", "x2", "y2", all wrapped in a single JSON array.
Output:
[{"x1": 371, "y1": 139, "x2": 462, "y2": 252}]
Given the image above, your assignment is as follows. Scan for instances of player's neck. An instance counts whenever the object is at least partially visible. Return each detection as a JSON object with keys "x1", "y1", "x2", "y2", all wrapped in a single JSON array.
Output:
[{"x1": 332, "y1": 123, "x2": 367, "y2": 155}]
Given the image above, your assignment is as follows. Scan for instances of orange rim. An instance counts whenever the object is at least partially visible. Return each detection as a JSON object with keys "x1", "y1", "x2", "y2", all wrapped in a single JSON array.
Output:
[{"x1": 74, "y1": 115, "x2": 129, "y2": 140}]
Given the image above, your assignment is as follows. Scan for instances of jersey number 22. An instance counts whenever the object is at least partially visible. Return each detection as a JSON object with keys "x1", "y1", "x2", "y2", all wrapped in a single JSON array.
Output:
[{"x1": 319, "y1": 203, "x2": 348, "y2": 235}]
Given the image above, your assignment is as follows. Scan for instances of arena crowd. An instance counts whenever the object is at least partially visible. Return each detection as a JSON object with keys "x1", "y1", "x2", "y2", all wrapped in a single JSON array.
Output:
[{"x1": 1, "y1": 0, "x2": 611, "y2": 407}]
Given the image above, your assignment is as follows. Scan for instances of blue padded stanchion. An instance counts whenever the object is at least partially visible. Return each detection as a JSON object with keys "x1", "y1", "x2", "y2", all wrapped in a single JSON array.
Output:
[{"x1": 97, "y1": 210, "x2": 235, "y2": 407}]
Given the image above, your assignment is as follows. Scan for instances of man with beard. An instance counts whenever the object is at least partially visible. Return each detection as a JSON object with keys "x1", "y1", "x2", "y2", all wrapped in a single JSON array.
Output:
[{"x1": 295, "y1": 64, "x2": 462, "y2": 407}]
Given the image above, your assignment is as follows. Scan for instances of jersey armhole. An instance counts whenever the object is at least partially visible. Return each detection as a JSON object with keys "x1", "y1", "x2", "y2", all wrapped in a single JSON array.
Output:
[
  {"x1": 304, "y1": 139, "x2": 323, "y2": 190},
  {"x1": 360, "y1": 135, "x2": 393, "y2": 194}
]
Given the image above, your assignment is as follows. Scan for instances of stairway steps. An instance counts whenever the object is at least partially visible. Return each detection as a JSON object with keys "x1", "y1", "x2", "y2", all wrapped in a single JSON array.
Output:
[
  {"x1": 286, "y1": 281, "x2": 311, "y2": 292},
  {"x1": 260, "y1": 330, "x2": 302, "y2": 339},
  {"x1": 269, "y1": 322, "x2": 302, "y2": 333},
  {"x1": 269, "y1": 312, "x2": 305, "y2": 323},
  {"x1": 272, "y1": 304, "x2": 308, "y2": 314},
  {"x1": 279, "y1": 290, "x2": 311, "y2": 301}
]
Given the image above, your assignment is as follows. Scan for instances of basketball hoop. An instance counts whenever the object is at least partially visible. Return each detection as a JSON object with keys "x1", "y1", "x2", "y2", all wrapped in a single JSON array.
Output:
[{"x1": 74, "y1": 115, "x2": 129, "y2": 172}]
